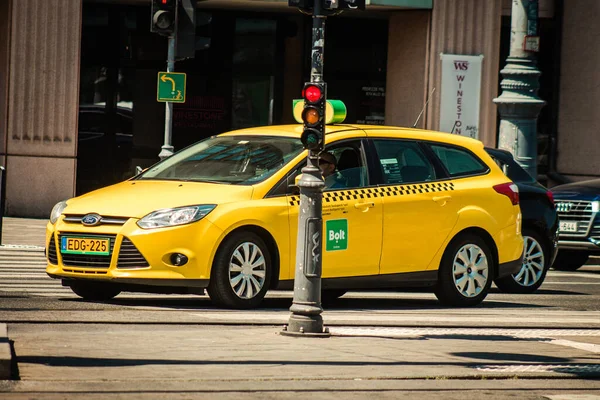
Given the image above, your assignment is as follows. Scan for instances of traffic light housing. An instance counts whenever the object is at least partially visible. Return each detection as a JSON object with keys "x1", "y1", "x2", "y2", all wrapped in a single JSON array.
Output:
[
  {"x1": 176, "y1": 0, "x2": 197, "y2": 59},
  {"x1": 300, "y1": 82, "x2": 326, "y2": 151},
  {"x1": 151, "y1": 0, "x2": 177, "y2": 36}
]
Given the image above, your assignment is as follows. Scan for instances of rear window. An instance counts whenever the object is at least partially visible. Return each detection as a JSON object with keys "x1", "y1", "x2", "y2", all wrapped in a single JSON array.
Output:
[{"x1": 430, "y1": 144, "x2": 488, "y2": 177}]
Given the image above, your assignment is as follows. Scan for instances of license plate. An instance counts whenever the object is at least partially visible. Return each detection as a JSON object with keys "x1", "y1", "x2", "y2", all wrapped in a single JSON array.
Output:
[
  {"x1": 559, "y1": 221, "x2": 578, "y2": 233},
  {"x1": 60, "y1": 236, "x2": 110, "y2": 255}
]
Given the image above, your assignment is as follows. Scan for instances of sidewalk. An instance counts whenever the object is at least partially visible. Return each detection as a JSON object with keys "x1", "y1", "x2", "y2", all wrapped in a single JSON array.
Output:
[{"x1": 3, "y1": 323, "x2": 600, "y2": 397}]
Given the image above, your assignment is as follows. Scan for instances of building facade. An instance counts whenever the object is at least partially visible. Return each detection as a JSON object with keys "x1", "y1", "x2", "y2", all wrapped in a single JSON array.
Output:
[{"x1": 0, "y1": 0, "x2": 597, "y2": 217}]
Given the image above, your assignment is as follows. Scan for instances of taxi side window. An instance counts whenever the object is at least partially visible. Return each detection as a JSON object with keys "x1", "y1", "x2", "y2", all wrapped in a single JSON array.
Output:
[
  {"x1": 324, "y1": 142, "x2": 368, "y2": 190},
  {"x1": 267, "y1": 140, "x2": 369, "y2": 197},
  {"x1": 429, "y1": 144, "x2": 488, "y2": 177},
  {"x1": 373, "y1": 140, "x2": 436, "y2": 184}
]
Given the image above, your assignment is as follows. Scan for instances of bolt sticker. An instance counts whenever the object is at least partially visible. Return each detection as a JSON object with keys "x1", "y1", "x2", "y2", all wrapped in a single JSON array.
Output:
[{"x1": 326, "y1": 219, "x2": 348, "y2": 251}]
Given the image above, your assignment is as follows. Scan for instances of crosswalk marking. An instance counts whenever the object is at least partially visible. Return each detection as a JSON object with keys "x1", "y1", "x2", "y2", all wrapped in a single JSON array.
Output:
[
  {"x1": 0, "y1": 247, "x2": 72, "y2": 297},
  {"x1": 1, "y1": 248, "x2": 598, "y2": 299}
]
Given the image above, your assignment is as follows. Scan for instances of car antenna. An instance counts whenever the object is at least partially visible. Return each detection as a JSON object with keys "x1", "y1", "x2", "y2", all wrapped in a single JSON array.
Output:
[
  {"x1": 412, "y1": 87, "x2": 436, "y2": 128},
  {"x1": 450, "y1": 120, "x2": 458, "y2": 134}
]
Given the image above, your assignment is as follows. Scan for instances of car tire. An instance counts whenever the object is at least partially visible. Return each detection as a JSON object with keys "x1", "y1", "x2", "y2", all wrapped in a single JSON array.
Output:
[
  {"x1": 207, "y1": 231, "x2": 272, "y2": 309},
  {"x1": 69, "y1": 281, "x2": 121, "y2": 301},
  {"x1": 434, "y1": 233, "x2": 494, "y2": 307},
  {"x1": 552, "y1": 250, "x2": 589, "y2": 272},
  {"x1": 494, "y1": 229, "x2": 549, "y2": 294}
]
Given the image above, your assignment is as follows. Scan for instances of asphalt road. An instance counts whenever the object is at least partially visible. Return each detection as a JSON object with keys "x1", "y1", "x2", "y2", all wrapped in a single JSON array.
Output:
[{"x1": 1, "y1": 264, "x2": 600, "y2": 398}]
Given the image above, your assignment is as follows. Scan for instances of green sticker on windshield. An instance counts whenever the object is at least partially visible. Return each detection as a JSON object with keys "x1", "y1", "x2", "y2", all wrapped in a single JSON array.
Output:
[{"x1": 326, "y1": 219, "x2": 348, "y2": 251}]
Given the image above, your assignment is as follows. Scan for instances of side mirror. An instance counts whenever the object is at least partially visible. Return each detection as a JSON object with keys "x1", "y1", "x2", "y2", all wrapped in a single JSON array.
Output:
[
  {"x1": 135, "y1": 166, "x2": 148, "y2": 176},
  {"x1": 287, "y1": 174, "x2": 302, "y2": 195}
]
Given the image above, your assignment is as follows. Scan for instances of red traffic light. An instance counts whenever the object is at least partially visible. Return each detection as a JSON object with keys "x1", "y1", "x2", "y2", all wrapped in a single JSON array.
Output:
[
  {"x1": 303, "y1": 85, "x2": 322, "y2": 103},
  {"x1": 151, "y1": 0, "x2": 176, "y2": 35}
]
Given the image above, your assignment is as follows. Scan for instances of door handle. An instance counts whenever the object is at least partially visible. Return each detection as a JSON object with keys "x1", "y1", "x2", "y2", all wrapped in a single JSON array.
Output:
[
  {"x1": 433, "y1": 195, "x2": 452, "y2": 205},
  {"x1": 354, "y1": 201, "x2": 375, "y2": 209}
]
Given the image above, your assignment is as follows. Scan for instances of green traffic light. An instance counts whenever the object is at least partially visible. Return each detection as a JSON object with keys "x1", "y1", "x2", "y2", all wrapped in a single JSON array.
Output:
[{"x1": 301, "y1": 128, "x2": 322, "y2": 150}]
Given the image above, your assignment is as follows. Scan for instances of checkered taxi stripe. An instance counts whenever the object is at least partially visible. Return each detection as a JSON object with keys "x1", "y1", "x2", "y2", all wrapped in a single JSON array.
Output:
[{"x1": 288, "y1": 182, "x2": 454, "y2": 206}]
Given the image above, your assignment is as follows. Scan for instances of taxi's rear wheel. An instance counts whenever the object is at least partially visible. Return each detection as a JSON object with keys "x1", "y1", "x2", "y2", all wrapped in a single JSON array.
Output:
[
  {"x1": 207, "y1": 231, "x2": 272, "y2": 309},
  {"x1": 69, "y1": 281, "x2": 121, "y2": 301},
  {"x1": 435, "y1": 233, "x2": 494, "y2": 307}
]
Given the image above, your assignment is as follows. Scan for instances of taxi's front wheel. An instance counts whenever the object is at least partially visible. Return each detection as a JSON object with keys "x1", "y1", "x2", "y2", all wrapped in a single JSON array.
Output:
[
  {"x1": 207, "y1": 231, "x2": 272, "y2": 309},
  {"x1": 434, "y1": 233, "x2": 494, "y2": 307},
  {"x1": 69, "y1": 281, "x2": 121, "y2": 301}
]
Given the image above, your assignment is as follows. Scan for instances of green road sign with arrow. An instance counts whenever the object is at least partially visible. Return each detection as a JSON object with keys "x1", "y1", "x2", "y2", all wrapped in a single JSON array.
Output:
[{"x1": 157, "y1": 72, "x2": 186, "y2": 103}]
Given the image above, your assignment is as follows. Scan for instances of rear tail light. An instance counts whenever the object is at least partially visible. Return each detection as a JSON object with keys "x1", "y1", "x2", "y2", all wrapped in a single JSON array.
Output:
[
  {"x1": 546, "y1": 190, "x2": 554, "y2": 207},
  {"x1": 493, "y1": 182, "x2": 519, "y2": 205}
]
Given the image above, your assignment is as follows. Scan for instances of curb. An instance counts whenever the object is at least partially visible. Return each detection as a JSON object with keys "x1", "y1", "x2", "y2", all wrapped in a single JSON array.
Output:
[{"x1": 0, "y1": 323, "x2": 12, "y2": 380}]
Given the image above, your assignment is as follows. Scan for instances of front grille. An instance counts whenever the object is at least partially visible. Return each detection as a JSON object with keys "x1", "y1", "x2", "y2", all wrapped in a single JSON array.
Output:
[
  {"x1": 592, "y1": 222, "x2": 600, "y2": 241},
  {"x1": 555, "y1": 200, "x2": 595, "y2": 237},
  {"x1": 58, "y1": 233, "x2": 116, "y2": 268},
  {"x1": 47, "y1": 237, "x2": 58, "y2": 264},
  {"x1": 117, "y1": 237, "x2": 149, "y2": 269},
  {"x1": 63, "y1": 214, "x2": 129, "y2": 226},
  {"x1": 62, "y1": 268, "x2": 108, "y2": 275}
]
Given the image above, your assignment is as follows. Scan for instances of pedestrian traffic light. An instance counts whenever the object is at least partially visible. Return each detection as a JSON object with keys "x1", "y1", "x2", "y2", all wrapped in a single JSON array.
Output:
[
  {"x1": 151, "y1": 0, "x2": 177, "y2": 36},
  {"x1": 300, "y1": 82, "x2": 326, "y2": 151}
]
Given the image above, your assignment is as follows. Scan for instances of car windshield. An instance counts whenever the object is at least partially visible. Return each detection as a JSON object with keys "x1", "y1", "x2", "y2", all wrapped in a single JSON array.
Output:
[{"x1": 138, "y1": 135, "x2": 304, "y2": 184}]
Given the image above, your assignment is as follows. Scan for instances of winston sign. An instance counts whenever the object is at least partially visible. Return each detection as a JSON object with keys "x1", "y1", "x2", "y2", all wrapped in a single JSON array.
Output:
[{"x1": 439, "y1": 54, "x2": 484, "y2": 139}]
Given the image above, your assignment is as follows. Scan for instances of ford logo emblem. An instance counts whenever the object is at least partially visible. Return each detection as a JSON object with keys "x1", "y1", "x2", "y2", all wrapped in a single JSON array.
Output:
[{"x1": 81, "y1": 214, "x2": 102, "y2": 226}]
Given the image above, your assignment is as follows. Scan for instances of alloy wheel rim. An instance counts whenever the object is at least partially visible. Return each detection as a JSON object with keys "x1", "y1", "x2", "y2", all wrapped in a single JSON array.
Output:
[
  {"x1": 229, "y1": 242, "x2": 266, "y2": 299},
  {"x1": 452, "y1": 244, "x2": 489, "y2": 298},
  {"x1": 513, "y1": 236, "x2": 545, "y2": 287}
]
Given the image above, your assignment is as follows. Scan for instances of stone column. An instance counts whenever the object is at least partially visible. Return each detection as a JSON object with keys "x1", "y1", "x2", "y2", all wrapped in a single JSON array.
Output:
[
  {"x1": 426, "y1": 0, "x2": 503, "y2": 146},
  {"x1": 385, "y1": 11, "x2": 430, "y2": 128},
  {"x1": 4, "y1": 0, "x2": 81, "y2": 217}
]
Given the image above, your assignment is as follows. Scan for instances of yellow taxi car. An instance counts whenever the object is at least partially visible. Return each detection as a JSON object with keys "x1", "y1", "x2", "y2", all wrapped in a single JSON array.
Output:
[{"x1": 46, "y1": 124, "x2": 523, "y2": 308}]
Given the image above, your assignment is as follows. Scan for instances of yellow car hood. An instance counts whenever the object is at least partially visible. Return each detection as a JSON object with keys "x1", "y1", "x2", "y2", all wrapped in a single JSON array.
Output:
[{"x1": 64, "y1": 180, "x2": 254, "y2": 218}]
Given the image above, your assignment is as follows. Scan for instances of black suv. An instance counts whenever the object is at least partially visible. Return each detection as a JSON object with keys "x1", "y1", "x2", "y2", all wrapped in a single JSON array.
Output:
[
  {"x1": 486, "y1": 148, "x2": 559, "y2": 293},
  {"x1": 551, "y1": 179, "x2": 600, "y2": 271}
]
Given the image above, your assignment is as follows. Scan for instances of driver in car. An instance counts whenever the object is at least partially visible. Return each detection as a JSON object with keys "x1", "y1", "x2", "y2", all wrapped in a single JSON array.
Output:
[{"x1": 319, "y1": 151, "x2": 346, "y2": 189}]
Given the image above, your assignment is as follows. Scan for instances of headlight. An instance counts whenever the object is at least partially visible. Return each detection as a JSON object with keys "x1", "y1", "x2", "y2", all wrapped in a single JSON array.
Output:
[
  {"x1": 137, "y1": 205, "x2": 216, "y2": 229},
  {"x1": 592, "y1": 201, "x2": 600, "y2": 213},
  {"x1": 50, "y1": 200, "x2": 68, "y2": 224}
]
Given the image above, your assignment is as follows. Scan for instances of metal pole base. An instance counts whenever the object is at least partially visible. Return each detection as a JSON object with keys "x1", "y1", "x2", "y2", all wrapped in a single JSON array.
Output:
[{"x1": 281, "y1": 314, "x2": 330, "y2": 338}]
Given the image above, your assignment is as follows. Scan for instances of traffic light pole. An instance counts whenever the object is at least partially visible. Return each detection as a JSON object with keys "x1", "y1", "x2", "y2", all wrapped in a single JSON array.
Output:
[
  {"x1": 159, "y1": 34, "x2": 176, "y2": 160},
  {"x1": 282, "y1": 0, "x2": 329, "y2": 337}
]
